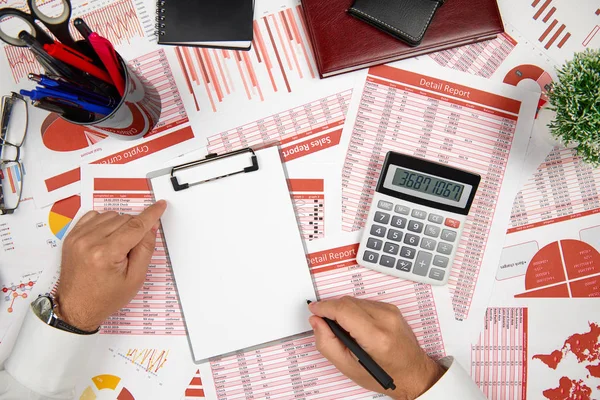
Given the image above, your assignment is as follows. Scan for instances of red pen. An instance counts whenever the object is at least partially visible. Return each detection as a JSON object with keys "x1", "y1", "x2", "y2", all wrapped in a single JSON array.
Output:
[
  {"x1": 44, "y1": 42, "x2": 114, "y2": 85},
  {"x1": 88, "y1": 33, "x2": 126, "y2": 96}
]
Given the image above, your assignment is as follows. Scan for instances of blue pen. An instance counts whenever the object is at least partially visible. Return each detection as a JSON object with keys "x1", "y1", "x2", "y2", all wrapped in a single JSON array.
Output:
[
  {"x1": 35, "y1": 87, "x2": 115, "y2": 111},
  {"x1": 32, "y1": 87, "x2": 113, "y2": 115},
  {"x1": 28, "y1": 74, "x2": 117, "y2": 107},
  {"x1": 20, "y1": 89, "x2": 113, "y2": 115}
]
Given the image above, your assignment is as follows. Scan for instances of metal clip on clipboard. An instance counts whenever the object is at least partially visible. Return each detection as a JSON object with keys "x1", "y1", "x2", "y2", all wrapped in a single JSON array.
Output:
[{"x1": 170, "y1": 148, "x2": 260, "y2": 191}]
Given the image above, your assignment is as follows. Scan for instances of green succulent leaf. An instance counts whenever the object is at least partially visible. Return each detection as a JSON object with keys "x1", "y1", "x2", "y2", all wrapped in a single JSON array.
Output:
[{"x1": 547, "y1": 48, "x2": 600, "y2": 166}]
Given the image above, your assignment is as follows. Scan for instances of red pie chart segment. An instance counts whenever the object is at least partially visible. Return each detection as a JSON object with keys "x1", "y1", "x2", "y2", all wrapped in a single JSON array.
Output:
[
  {"x1": 570, "y1": 276, "x2": 600, "y2": 297},
  {"x1": 561, "y1": 239, "x2": 600, "y2": 280},
  {"x1": 41, "y1": 113, "x2": 107, "y2": 152},
  {"x1": 516, "y1": 283, "x2": 570, "y2": 298},
  {"x1": 517, "y1": 240, "x2": 600, "y2": 298},
  {"x1": 524, "y1": 242, "x2": 566, "y2": 290}
]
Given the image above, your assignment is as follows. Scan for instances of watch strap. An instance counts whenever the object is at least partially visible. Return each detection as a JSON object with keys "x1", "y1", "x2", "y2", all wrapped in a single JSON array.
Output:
[{"x1": 52, "y1": 318, "x2": 99, "y2": 335}]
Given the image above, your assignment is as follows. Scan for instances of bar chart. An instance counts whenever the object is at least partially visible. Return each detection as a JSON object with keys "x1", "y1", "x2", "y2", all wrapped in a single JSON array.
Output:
[{"x1": 175, "y1": 4, "x2": 318, "y2": 113}]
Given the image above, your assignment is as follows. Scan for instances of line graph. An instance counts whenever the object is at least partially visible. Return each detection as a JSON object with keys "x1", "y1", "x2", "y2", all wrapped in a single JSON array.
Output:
[
  {"x1": 5, "y1": 46, "x2": 44, "y2": 84},
  {"x1": 3, "y1": 0, "x2": 148, "y2": 83},
  {"x1": 175, "y1": 4, "x2": 318, "y2": 112},
  {"x1": 118, "y1": 348, "x2": 170, "y2": 374},
  {"x1": 70, "y1": 0, "x2": 145, "y2": 45},
  {"x1": 2, "y1": 278, "x2": 36, "y2": 313}
]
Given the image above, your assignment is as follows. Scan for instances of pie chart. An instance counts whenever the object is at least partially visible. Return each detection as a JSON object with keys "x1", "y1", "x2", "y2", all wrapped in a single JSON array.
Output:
[
  {"x1": 41, "y1": 113, "x2": 108, "y2": 152},
  {"x1": 49, "y1": 195, "x2": 81, "y2": 240},
  {"x1": 79, "y1": 374, "x2": 135, "y2": 400},
  {"x1": 516, "y1": 240, "x2": 600, "y2": 298},
  {"x1": 503, "y1": 64, "x2": 553, "y2": 115}
]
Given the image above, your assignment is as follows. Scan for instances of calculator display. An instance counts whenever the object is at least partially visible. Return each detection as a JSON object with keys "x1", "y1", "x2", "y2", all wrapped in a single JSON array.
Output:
[
  {"x1": 382, "y1": 165, "x2": 473, "y2": 209},
  {"x1": 391, "y1": 168, "x2": 464, "y2": 202}
]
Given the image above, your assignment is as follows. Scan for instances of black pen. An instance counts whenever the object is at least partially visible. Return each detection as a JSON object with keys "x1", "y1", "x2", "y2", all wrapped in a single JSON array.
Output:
[
  {"x1": 73, "y1": 18, "x2": 105, "y2": 67},
  {"x1": 307, "y1": 300, "x2": 396, "y2": 391},
  {"x1": 19, "y1": 31, "x2": 80, "y2": 80},
  {"x1": 32, "y1": 99, "x2": 97, "y2": 123},
  {"x1": 73, "y1": 18, "x2": 94, "y2": 40}
]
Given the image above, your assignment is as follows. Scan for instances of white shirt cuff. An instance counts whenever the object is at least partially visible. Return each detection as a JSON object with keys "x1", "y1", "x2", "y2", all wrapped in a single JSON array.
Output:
[
  {"x1": 4, "y1": 307, "x2": 97, "y2": 398},
  {"x1": 417, "y1": 356, "x2": 486, "y2": 400}
]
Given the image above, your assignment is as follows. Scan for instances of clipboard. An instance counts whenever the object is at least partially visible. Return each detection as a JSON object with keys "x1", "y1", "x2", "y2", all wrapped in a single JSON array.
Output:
[{"x1": 148, "y1": 146, "x2": 317, "y2": 362}]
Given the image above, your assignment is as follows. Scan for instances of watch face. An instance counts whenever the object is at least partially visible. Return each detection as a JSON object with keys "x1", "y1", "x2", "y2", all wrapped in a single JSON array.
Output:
[{"x1": 32, "y1": 296, "x2": 54, "y2": 324}]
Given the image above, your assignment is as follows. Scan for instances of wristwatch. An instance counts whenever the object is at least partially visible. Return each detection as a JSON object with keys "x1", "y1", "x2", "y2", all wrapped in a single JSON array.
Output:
[{"x1": 31, "y1": 294, "x2": 99, "y2": 335}]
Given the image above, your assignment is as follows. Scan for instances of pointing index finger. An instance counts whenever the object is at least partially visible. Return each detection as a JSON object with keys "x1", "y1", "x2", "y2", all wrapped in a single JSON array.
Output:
[{"x1": 108, "y1": 200, "x2": 167, "y2": 254}]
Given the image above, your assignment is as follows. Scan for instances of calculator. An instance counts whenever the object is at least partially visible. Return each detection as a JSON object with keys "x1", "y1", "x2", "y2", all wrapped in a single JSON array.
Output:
[{"x1": 357, "y1": 152, "x2": 481, "y2": 286}]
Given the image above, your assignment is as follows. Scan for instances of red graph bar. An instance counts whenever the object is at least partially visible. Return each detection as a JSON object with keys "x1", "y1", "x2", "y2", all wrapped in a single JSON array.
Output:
[
  {"x1": 273, "y1": 14, "x2": 293, "y2": 70},
  {"x1": 264, "y1": 17, "x2": 291, "y2": 93},
  {"x1": 596, "y1": 8, "x2": 600, "y2": 15},
  {"x1": 539, "y1": 19, "x2": 558, "y2": 42},
  {"x1": 532, "y1": 0, "x2": 541, "y2": 6},
  {"x1": 545, "y1": 24, "x2": 566, "y2": 49},
  {"x1": 174, "y1": 47, "x2": 199, "y2": 111},
  {"x1": 582, "y1": 28, "x2": 596, "y2": 47},
  {"x1": 533, "y1": 0, "x2": 552, "y2": 20},
  {"x1": 295, "y1": 5, "x2": 316, "y2": 78},
  {"x1": 543, "y1": 7, "x2": 556, "y2": 22}
]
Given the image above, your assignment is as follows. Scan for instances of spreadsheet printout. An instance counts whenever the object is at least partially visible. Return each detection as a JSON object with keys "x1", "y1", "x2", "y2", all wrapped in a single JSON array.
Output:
[
  {"x1": 491, "y1": 146, "x2": 600, "y2": 302},
  {"x1": 338, "y1": 59, "x2": 539, "y2": 335},
  {"x1": 192, "y1": 232, "x2": 457, "y2": 400},
  {"x1": 464, "y1": 300, "x2": 600, "y2": 400},
  {"x1": 81, "y1": 170, "x2": 185, "y2": 336}
]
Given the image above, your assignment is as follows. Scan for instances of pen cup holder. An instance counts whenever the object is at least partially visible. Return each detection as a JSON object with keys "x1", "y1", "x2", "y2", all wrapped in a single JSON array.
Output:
[{"x1": 61, "y1": 53, "x2": 161, "y2": 140}]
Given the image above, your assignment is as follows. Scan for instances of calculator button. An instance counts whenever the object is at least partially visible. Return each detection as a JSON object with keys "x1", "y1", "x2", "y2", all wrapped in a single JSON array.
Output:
[
  {"x1": 380, "y1": 255, "x2": 396, "y2": 268},
  {"x1": 391, "y1": 216, "x2": 407, "y2": 229},
  {"x1": 400, "y1": 246, "x2": 416, "y2": 259},
  {"x1": 387, "y1": 229, "x2": 403, "y2": 242},
  {"x1": 424, "y1": 225, "x2": 441, "y2": 238},
  {"x1": 445, "y1": 218, "x2": 460, "y2": 228},
  {"x1": 378, "y1": 200, "x2": 393, "y2": 211},
  {"x1": 428, "y1": 214, "x2": 444, "y2": 224},
  {"x1": 441, "y1": 229, "x2": 457, "y2": 242},
  {"x1": 437, "y1": 242, "x2": 453, "y2": 255},
  {"x1": 420, "y1": 238, "x2": 437, "y2": 251},
  {"x1": 363, "y1": 251, "x2": 379, "y2": 263},
  {"x1": 433, "y1": 255, "x2": 449, "y2": 268},
  {"x1": 404, "y1": 233, "x2": 420, "y2": 246},
  {"x1": 370, "y1": 225, "x2": 387, "y2": 237},
  {"x1": 374, "y1": 212, "x2": 391, "y2": 224},
  {"x1": 394, "y1": 204, "x2": 410, "y2": 215},
  {"x1": 411, "y1": 209, "x2": 427, "y2": 220},
  {"x1": 367, "y1": 238, "x2": 383, "y2": 250},
  {"x1": 413, "y1": 251, "x2": 432, "y2": 276},
  {"x1": 407, "y1": 220, "x2": 424, "y2": 233},
  {"x1": 383, "y1": 242, "x2": 400, "y2": 255},
  {"x1": 429, "y1": 268, "x2": 445, "y2": 281},
  {"x1": 397, "y1": 260, "x2": 412, "y2": 272}
]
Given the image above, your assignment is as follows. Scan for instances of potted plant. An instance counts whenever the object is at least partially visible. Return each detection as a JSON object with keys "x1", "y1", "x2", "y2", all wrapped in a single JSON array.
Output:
[{"x1": 546, "y1": 48, "x2": 600, "y2": 166}]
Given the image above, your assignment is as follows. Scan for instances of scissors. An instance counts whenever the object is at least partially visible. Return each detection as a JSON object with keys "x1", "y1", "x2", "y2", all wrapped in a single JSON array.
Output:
[{"x1": 0, "y1": 0, "x2": 78, "y2": 49}]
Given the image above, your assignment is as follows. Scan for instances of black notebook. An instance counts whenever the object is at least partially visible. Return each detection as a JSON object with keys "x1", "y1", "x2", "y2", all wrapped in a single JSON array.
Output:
[{"x1": 157, "y1": 0, "x2": 254, "y2": 50}]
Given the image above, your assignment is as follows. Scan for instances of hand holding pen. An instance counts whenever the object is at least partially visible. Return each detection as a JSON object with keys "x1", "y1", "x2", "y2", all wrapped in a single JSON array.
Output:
[{"x1": 308, "y1": 297, "x2": 445, "y2": 399}]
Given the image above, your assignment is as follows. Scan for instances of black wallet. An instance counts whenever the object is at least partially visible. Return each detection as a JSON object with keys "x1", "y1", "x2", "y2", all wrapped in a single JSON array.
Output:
[{"x1": 348, "y1": 0, "x2": 444, "y2": 46}]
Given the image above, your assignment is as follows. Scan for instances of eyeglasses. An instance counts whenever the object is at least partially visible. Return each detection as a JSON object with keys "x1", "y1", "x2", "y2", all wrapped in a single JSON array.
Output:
[{"x1": 0, "y1": 92, "x2": 28, "y2": 215}]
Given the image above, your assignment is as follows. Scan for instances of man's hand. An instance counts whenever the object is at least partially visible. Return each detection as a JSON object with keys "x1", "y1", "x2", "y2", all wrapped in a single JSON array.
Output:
[
  {"x1": 308, "y1": 297, "x2": 444, "y2": 400},
  {"x1": 55, "y1": 201, "x2": 167, "y2": 332}
]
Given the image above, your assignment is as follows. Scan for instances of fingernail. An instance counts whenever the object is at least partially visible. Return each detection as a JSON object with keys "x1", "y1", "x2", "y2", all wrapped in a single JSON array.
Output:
[{"x1": 156, "y1": 199, "x2": 167, "y2": 207}]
